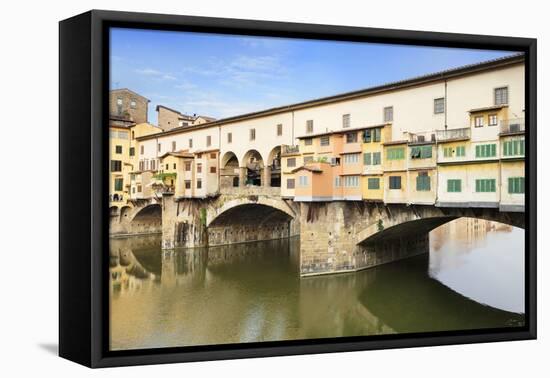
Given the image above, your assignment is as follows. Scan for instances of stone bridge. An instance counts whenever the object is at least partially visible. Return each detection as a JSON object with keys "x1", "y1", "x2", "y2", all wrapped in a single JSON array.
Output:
[{"x1": 110, "y1": 191, "x2": 524, "y2": 276}]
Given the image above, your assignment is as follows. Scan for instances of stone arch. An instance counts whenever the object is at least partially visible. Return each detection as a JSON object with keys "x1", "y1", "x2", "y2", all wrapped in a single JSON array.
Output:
[
  {"x1": 206, "y1": 196, "x2": 295, "y2": 227},
  {"x1": 221, "y1": 151, "x2": 240, "y2": 188},
  {"x1": 357, "y1": 204, "x2": 525, "y2": 246},
  {"x1": 266, "y1": 145, "x2": 282, "y2": 187},
  {"x1": 221, "y1": 151, "x2": 239, "y2": 168},
  {"x1": 241, "y1": 149, "x2": 264, "y2": 186},
  {"x1": 119, "y1": 205, "x2": 132, "y2": 222},
  {"x1": 109, "y1": 206, "x2": 119, "y2": 217}
]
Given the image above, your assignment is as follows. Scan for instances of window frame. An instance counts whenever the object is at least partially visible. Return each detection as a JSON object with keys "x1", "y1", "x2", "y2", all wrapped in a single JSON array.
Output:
[{"x1": 434, "y1": 97, "x2": 445, "y2": 114}]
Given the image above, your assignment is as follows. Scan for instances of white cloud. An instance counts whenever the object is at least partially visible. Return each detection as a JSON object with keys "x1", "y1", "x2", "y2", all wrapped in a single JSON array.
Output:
[{"x1": 134, "y1": 68, "x2": 177, "y2": 81}]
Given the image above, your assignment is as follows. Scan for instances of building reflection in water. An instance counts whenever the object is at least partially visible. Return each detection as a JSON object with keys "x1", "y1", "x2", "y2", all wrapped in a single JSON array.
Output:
[{"x1": 109, "y1": 218, "x2": 524, "y2": 351}]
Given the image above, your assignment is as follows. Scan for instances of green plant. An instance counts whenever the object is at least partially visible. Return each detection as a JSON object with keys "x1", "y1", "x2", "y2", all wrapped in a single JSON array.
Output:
[
  {"x1": 153, "y1": 172, "x2": 177, "y2": 181},
  {"x1": 377, "y1": 219, "x2": 384, "y2": 232}
]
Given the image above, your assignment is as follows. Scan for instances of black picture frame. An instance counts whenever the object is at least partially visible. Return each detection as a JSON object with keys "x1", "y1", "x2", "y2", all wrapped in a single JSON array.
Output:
[{"x1": 59, "y1": 9, "x2": 537, "y2": 368}]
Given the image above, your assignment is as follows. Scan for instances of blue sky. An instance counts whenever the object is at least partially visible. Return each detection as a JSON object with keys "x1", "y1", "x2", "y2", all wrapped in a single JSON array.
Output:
[{"x1": 110, "y1": 28, "x2": 517, "y2": 124}]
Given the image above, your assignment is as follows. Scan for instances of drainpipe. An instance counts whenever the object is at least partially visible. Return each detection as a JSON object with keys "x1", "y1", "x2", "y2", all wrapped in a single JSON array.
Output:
[{"x1": 444, "y1": 79, "x2": 448, "y2": 130}]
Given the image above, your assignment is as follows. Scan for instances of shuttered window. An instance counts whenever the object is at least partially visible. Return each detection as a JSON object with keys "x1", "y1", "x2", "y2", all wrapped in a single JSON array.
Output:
[
  {"x1": 342, "y1": 114, "x2": 350, "y2": 128},
  {"x1": 410, "y1": 145, "x2": 432, "y2": 159},
  {"x1": 456, "y1": 146, "x2": 466, "y2": 157},
  {"x1": 434, "y1": 98, "x2": 445, "y2": 114},
  {"x1": 363, "y1": 153, "x2": 371, "y2": 165},
  {"x1": 114, "y1": 178, "x2": 123, "y2": 191},
  {"x1": 373, "y1": 152, "x2": 381, "y2": 165},
  {"x1": 508, "y1": 177, "x2": 525, "y2": 194},
  {"x1": 503, "y1": 139, "x2": 525, "y2": 156},
  {"x1": 387, "y1": 147, "x2": 405, "y2": 160},
  {"x1": 475, "y1": 144, "x2": 497, "y2": 158},
  {"x1": 495, "y1": 87, "x2": 508, "y2": 105},
  {"x1": 306, "y1": 120, "x2": 313, "y2": 134},
  {"x1": 389, "y1": 176, "x2": 401, "y2": 189},
  {"x1": 475, "y1": 179, "x2": 496, "y2": 192},
  {"x1": 384, "y1": 106, "x2": 393, "y2": 122},
  {"x1": 416, "y1": 172, "x2": 431, "y2": 191},
  {"x1": 447, "y1": 179, "x2": 462, "y2": 193},
  {"x1": 287, "y1": 178, "x2": 295, "y2": 189},
  {"x1": 287, "y1": 158, "x2": 296, "y2": 168},
  {"x1": 368, "y1": 177, "x2": 380, "y2": 190}
]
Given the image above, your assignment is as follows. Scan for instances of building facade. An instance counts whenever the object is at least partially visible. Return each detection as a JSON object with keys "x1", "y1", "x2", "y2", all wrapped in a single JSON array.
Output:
[{"x1": 114, "y1": 54, "x2": 525, "y2": 214}]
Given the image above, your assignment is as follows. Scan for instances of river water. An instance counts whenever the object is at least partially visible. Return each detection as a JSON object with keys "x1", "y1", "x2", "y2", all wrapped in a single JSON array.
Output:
[{"x1": 109, "y1": 217, "x2": 525, "y2": 351}]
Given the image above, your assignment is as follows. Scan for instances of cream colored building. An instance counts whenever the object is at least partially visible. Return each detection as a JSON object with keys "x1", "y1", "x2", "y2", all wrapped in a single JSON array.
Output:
[{"x1": 128, "y1": 54, "x2": 525, "y2": 212}]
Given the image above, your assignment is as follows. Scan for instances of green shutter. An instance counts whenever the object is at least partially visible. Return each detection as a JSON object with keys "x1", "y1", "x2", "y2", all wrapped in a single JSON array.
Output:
[
  {"x1": 364, "y1": 153, "x2": 371, "y2": 165},
  {"x1": 490, "y1": 144, "x2": 496, "y2": 157},
  {"x1": 373, "y1": 152, "x2": 381, "y2": 165},
  {"x1": 520, "y1": 139, "x2": 525, "y2": 155},
  {"x1": 476, "y1": 145, "x2": 481, "y2": 157}
]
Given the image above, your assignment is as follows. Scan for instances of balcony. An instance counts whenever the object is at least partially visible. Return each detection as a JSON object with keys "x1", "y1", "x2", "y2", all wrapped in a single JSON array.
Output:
[
  {"x1": 500, "y1": 118, "x2": 525, "y2": 135},
  {"x1": 282, "y1": 145, "x2": 300, "y2": 155},
  {"x1": 408, "y1": 131, "x2": 436, "y2": 144},
  {"x1": 436, "y1": 127, "x2": 471, "y2": 142}
]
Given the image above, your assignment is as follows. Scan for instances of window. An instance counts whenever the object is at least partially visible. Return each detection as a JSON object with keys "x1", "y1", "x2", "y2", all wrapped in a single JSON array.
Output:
[
  {"x1": 447, "y1": 179, "x2": 462, "y2": 193},
  {"x1": 114, "y1": 178, "x2": 123, "y2": 191},
  {"x1": 137, "y1": 184, "x2": 142, "y2": 192},
  {"x1": 443, "y1": 147, "x2": 453, "y2": 157},
  {"x1": 410, "y1": 145, "x2": 432, "y2": 159},
  {"x1": 197, "y1": 163, "x2": 202, "y2": 173},
  {"x1": 196, "y1": 179, "x2": 202, "y2": 189},
  {"x1": 434, "y1": 97, "x2": 445, "y2": 114},
  {"x1": 227, "y1": 132, "x2": 232, "y2": 143},
  {"x1": 495, "y1": 87, "x2": 508, "y2": 105},
  {"x1": 488, "y1": 114, "x2": 498, "y2": 126},
  {"x1": 363, "y1": 153, "x2": 371, "y2": 165},
  {"x1": 130, "y1": 100, "x2": 136, "y2": 109},
  {"x1": 387, "y1": 147, "x2": 405, "y2": 160},
  {"x1": 344, "y1": 153, "x2": 359, "y2": 164},
  {"x1": 320, "y1": 135, "x2": 330, "y2": 146},
  {"x1": 128, "y1": 147, "x2": 134, "y2": 157},
  {"x1": 363, "y1": 129, "x2": 371, "y2": 143},
  {"x1": 139, "y1": 160, "x2": 144, "y2": 170},
  {"x1": 474, "y1": 116, "x2": 484, "y2": 127},
  {"x1": 116, "y1": 98, "x2": 122, "y2": 105},
  {"x1": 475, "y1": 144, "x2": 497, "y2": 158},
  {"x1": 171, "y1": 141, "x2": 176, "y2": 151},
  {"x1": 158, "y1": 143, "x2": 161, "y2": 152},
  {"x1": 185, "y1": 180, "x2": 191, "y2": 189},
  {"x1": 151, "y1": 160, "x2": 156, "y2": 171},
  {"x1": 416, "y1": 172, "x2": 431, "y2": 191},
  {"x1": 303, "y1": 156, "x2": 314, "y2": 164},
  {"x1": 115, "y1": 145, "x2": 122, "y2": 154},
  {"x1": 476, "y1": 179, "x2": 496, "y2": 192},
  {"x1": 373, "y1": 152, "x2": 381, "y2": 165},
  {"x1": 304, "y1": 138, "x2": 313, "y2": 146},
  {"x1": 384, "y1": 106, "x2": 393, "y2": 122},
  {"x1": 287, "y1": 158, "x2": 296, "y2": 168},
  {"x1": 140, "y1": 145, "x2": 144, "y2": 155},
  {"x1": 206, "y1": 135, "x2": 211, "y2": 147},
  {"x1": 189, "y1": 138, "x2": 193, "y2": 148},
  {"x1": 342, "y1": 114, "x2": 350, "y2": 128},
  {"x1": 210, "y1": 166, "x2": 217, "y2": 173},
  {"x1": 503, "y1": 138, "x2": 525, "y2": 156},
  {"x1": 389, "y1": 176, "x2": 401, "y2": 189},
  {"x1": 131, "y1": 131, "x2": 135, "y2": 140},
  {"x1": 346, "y1": 132, "x2": 358, "y2": 143},
  {"x1": 110, "y1": 160, "x2": 122, "y2": 172},
  {"x1": 373, "y1": 128, "x2": 381, "y2": 142},
  {"x1": 456, "y1": 146, "x2": 466, "y2": 157},
  {"x1": 277, "y1": 124, "x2": 283, "y2": 136},
  {"x1": 250, "y1": 128, "x2": 256, "y2": 141},
  {"x1": 334, "y1": 176, "x2": 341, "y2": 187},
  {"x1": 368, "y1": 177, "x2": 380, "y2": 190},
  {"x1": 344, "y1": 176, "x2": 359, "y2": 187},
  {"x1": 287, "y1": 178, "x2": 295, "y2": 189},
  {"x1": 508, "y1": 177, "x2": 524, "y2": 194},
  {"x1": 306, "y1": 120, "x2": 314, "y2": 134},
  {"x1": 299, "y1": 176, "x2": 308, "y2": 187},
  {"x1": 172, "y1": 163, "x2": 176, "y2": 169},
  {"x1": 165, "y1": 164, "x2": 169, "y2": 170}
]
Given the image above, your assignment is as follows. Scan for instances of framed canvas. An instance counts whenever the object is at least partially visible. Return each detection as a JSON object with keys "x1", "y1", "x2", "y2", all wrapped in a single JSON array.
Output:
[{"x1": 59, "y1": 10, "x2": 537, "y2": 368}]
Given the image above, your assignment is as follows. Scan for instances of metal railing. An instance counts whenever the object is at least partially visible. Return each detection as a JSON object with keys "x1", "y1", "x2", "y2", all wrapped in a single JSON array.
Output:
[
  {"x1": 282, "y1": 145, "x2": 300, "y2": 154},
  {"x1": 500, "y1": 118, "x2": 525, "y2": 134},
  {"x1": 408, "y1": 131, "x2": 436, "y2": 143},
  {"x1": 436, "y1": 127, "x2": 471, "y2": 142}
]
